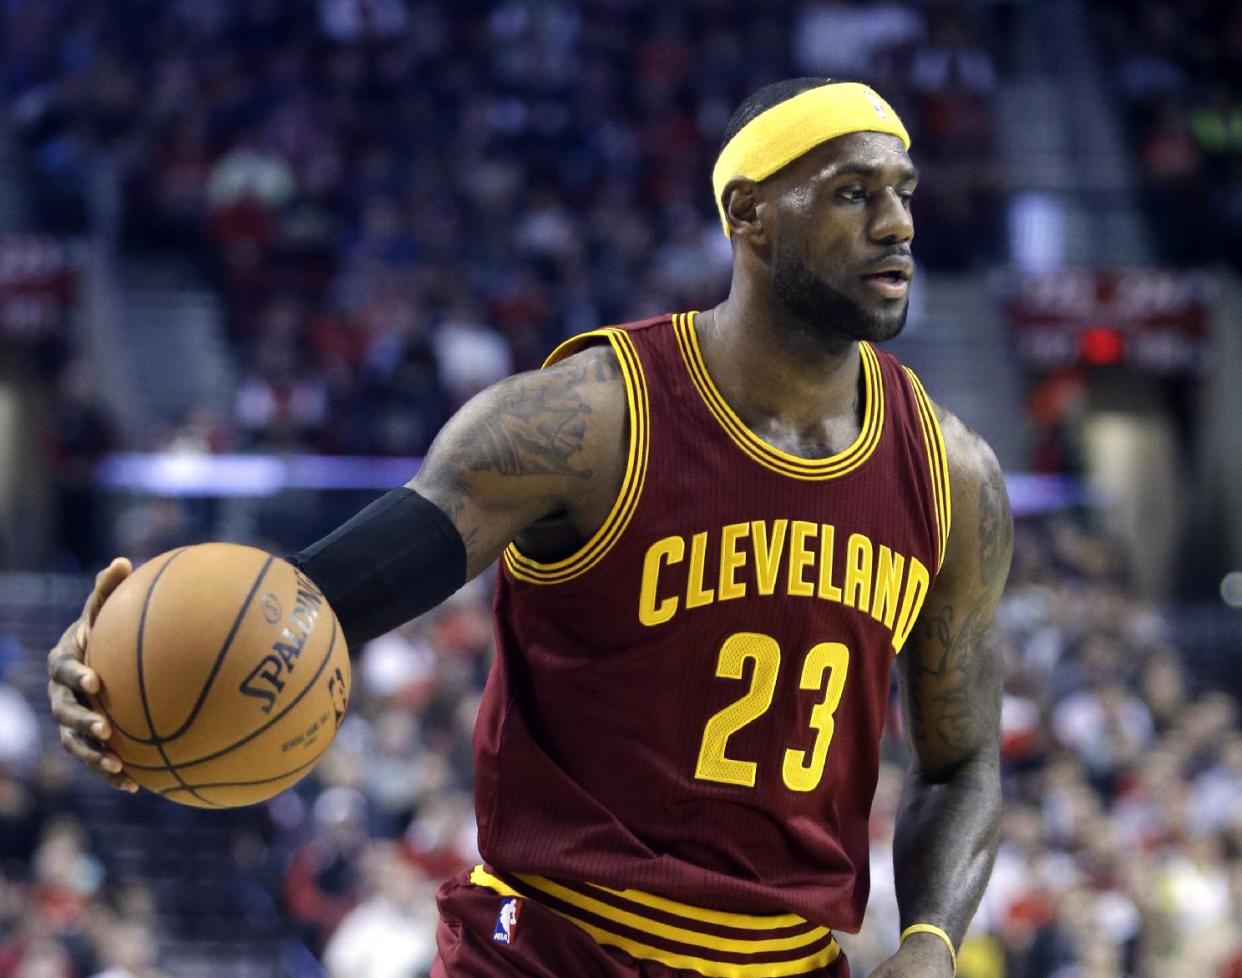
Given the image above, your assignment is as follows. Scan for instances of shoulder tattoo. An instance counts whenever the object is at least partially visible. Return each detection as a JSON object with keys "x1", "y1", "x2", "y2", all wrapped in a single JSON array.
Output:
[
  {"x1": 977, "y1": 462, "x2": 1012, "y2": 588},
  {"x1": 470, "y1": 378, "x2": 595, "y2": 481}
]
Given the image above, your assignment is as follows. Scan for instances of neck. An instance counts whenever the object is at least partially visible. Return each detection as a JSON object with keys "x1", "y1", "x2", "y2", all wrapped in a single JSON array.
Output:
[{"x1": 699, "y1": 285, "x2": 862, "y2": 432}]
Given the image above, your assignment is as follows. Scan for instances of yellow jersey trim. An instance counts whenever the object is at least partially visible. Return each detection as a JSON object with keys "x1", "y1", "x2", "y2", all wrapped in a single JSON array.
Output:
[
  {"x1": 471, "y1": 864, "x2": 522, "y2": 896},
  {"x1": 555, "y1": 914, "x2": 840, "y2": 978},
  {"x1": 673, "y1": 312, "x2": 884, "y2": 480},
  {"x1": 583, "y1": 880, "x2": 805, "y2": 930},
  {"x1": 502, "y1": 328, "x2": 650, "y2": 585},
  {"x1": 513, "y1": 874, "x2": 829, "y2": 954},
  {"x1": 469, "y1": 866, "x2": 841, "y2": 978},
  {"x1": 903, "y1": 366, "x2": 952, "y2": 572}
]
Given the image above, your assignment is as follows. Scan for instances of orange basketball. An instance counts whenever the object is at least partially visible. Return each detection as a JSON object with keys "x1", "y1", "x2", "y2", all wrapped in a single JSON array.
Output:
[{"x1": 86, "y1": 543, "x2": 351, "y2": 809}]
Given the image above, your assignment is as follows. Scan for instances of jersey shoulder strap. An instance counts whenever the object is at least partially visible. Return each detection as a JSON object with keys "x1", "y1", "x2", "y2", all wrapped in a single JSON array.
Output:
[
  {"x1": 884, "y1": 355, "x2": 952, "y2": 572},
  {"x1": 501, "y1": 322, "x2": 653, "y2": 585}
]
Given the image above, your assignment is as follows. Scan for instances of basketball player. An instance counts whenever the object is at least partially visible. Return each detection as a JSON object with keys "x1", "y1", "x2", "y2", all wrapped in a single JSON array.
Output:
[{"x1": 48, "y1": 79, "x2": 1011, "y2": 977}]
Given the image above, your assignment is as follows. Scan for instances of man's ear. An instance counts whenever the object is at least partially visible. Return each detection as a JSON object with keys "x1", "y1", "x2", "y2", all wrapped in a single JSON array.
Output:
[{"x1": 722, "y1": 179, "x2": 768, "y2": 245}]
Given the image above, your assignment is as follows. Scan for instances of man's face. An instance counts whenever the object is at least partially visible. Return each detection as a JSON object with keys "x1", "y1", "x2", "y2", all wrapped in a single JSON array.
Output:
[{"x1": 762, "y1": 131, "x2": 916, "y2": 343}]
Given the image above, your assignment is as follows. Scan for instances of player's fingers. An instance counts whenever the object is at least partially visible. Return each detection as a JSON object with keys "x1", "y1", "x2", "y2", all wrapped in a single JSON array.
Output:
[
  {"x1": 47, "y1": 680, "x2": 110, "y2": 739},
  {"x1": 58, "y1": 726, "x2": 127, "y2": 780},
  {"x1": 68, "y1": 737, "x2": 137, "y2": 793},
  {"x1": 47, "y1": 636, "x2": 100, "y2": 696},
  {"x1": 84, "y1": 557, "x2": 132, "y2": 624},
  {"x1": 67, "y1": 728, "x2": 140, "y2": 792},
  {"x1": 104, "y1": 772, "x2": 140, "y2": 793}
]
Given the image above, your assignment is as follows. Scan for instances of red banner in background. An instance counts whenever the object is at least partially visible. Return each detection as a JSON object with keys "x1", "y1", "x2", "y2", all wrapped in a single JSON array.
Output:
[
  {"x1": 0, "y1": 234, "x2": 80, "y2": 340},
  {"x1": 1007, "y1": 269, "x2": 1213, "y2": 375}
]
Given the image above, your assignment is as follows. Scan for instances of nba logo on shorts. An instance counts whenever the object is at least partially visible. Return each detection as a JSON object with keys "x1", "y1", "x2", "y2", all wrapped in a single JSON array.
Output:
[{"x1": 493, "y1": 897, "x2": 522, "y2": 944}]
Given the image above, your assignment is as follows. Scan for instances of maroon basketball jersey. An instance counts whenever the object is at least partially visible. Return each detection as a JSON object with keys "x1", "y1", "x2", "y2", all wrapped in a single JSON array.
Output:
[{"x1": 472, "y1": 312, "x2": 950, "y2": 975}]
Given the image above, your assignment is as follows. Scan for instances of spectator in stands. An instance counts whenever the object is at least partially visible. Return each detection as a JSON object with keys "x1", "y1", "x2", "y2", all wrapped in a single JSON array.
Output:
[
  {"x1": 44, "y1": 361, "x2": 115, "y2": 572},
  {"x1": 4, "y1": 940, "x2": 73, "y2": 978},
  {"x1": 318, "y1": 0, "x2": 410, "y2": 44},
  {"x1": 1095, "y1": 0, "x2": 1242, "y2": 268},
  {"x1": 321, "y1": 841, "x2": 437, "y2": 978},
  {"x1": 282, "y1": 786, "x2": 369, "y2": 956},
  {"x1": 431, "y1": 300, "x2": 511, "y2": 411},
  {"x1": 86, "y1": 921, "x2": 163, "y2": 978},
  {"x1": 793, "y1": 1, "x2": 924, "y2": 79},
  {"x1": 1053, "y1": 680, "x2": 1154, "y2": 791},
  {"x1": 8, "y1": 0, "x2": 1008, "y2": 453},
  {"x1": 1137, "y1": 98, "x2": 1208, "y2": 264},
  {"x1": 0, "y1": 670, "x2": 39, "y2": 777}
]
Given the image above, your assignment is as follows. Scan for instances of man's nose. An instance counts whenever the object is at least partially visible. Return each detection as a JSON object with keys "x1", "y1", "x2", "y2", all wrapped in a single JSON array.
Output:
[{"x1": 870, "y1": 188, "x2": 914, "y2": 243}]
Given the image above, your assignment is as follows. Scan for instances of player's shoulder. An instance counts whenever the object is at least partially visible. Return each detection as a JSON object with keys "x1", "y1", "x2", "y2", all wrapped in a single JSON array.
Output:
[
  {"x1": 883, "y1": 355, "x2": 1003, "y2": 499},
  {"x1": 544, "y1": 314, "x2": 677, "y2": 366},
  {"x1": 536, "y1": 314, "x2": 680, "y2": 398},
  {"x1": 921, "y1": 394, "x2": 1011, "y2": 587},
  {"x1": 539, "y1": 340, "x2": 624, "y2": 388},
  {"x1": 469, "y1": 344, "x2": 626, "y2": 460},
  {"x1": 486, "y1": 312, "x2": 681, "y2": 469},
  {"x1": 923, "y1": 398, "x2": 1003, "y2": 497},
  {"x1": 478, "y1": 336, "x2": 628, "y2": 455}
]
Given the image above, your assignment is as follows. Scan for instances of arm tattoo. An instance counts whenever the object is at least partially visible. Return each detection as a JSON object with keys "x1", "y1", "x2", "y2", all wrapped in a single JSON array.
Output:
[
  {"x1": 469, "y1": 381, "x2": 595, "y2": 480},
  {"x1": 908, "y1": 441, "x2": 1009, "y2": 765},
  {"x1": 908, "y1": 601, "x2": 999, "y2": 759},
  {"x1": 893, "y1": 429, "x2": 1010, "y2": 949},
  {"x1": 411, "y1": 345, "x2": 624, "y2": 577},
  {"x1": 978, "y1": 462, "x2": 1012, "y2": 588},
  {"x1": 594, "y1": 350, "x2": 623, "y2": 382}
]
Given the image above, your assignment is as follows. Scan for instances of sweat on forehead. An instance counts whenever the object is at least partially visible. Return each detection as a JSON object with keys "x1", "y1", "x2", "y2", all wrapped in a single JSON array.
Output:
[{"x1": 712, "y1": 82, "x2": 911, "y2": 237}]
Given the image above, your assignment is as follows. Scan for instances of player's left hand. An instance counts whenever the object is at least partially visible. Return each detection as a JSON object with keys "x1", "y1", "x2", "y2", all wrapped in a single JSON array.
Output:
[{"x1": 865, "y1": 932, "x2": 954, "y2": 977}]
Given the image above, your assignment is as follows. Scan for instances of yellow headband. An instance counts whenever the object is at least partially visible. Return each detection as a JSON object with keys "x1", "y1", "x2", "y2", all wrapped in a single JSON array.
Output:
[{"x1": 712, "y1": 82, "x2": 911, "y2": 236}]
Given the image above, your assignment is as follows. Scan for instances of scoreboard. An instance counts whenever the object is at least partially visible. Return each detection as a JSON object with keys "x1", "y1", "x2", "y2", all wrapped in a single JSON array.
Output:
[{"x1": 1007, "y1": 269, "x2": 1213, "y2": 375}]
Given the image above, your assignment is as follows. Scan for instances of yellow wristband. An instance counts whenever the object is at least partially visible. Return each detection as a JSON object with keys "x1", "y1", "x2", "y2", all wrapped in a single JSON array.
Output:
[{"x1": 900, "y1": 923, "x2": 957, "y2": 973}]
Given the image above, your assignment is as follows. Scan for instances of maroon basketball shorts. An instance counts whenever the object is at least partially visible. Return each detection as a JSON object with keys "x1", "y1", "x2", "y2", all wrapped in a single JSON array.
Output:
[{"x1": 430, "y1": 870, "x2": 851, "y2": 978}]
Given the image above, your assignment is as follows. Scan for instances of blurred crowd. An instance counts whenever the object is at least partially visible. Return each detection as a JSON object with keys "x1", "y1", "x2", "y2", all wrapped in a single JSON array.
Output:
[
  {"x1": 2, "y1": 0, "x2": 1005, "y2": 456},
  {"x1": 0, "y1": 3, "x2": 1238, "y2": 978},
  {"x1": 0, "y1": 517, "x2": 1239, "y2": 978},
  {"x1": 854, "y1": 519, "x2": 1242, "y2": 978},
  {"x1": 1093, "y1": 0, "x2": 1242, "y2": 269}
]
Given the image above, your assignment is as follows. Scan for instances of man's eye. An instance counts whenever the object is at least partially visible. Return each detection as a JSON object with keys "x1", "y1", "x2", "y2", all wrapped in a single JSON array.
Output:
[{"x1": 838, "y1": 188, "x2": 867, "y2": 202}]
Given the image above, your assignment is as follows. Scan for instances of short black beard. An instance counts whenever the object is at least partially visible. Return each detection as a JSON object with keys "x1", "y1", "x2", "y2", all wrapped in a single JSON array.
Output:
[{"x1": 772, "y1": 237, "x2": 909, "y2": 344}]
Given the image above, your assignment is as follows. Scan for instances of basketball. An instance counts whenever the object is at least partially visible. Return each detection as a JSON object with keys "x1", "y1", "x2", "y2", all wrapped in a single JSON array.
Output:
[{"x1": 85, "y1": 544, "x2": 351, "y2": 809}]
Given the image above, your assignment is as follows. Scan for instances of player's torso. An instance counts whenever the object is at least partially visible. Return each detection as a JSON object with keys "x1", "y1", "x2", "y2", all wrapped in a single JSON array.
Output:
[{"x1": 475, "y1": 312, "x2": 949, "y2": 942}]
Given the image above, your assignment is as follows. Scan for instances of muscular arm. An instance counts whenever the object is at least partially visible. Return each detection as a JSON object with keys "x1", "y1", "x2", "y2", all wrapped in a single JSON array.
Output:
[
  {"x1": 410, "y1": 342, "x2": 628, "y2": 580},
  {"x1": 886, "y1": 411, "x2": 1012, "y2": 973},
  {"x1": 47, "y1": 343, "x2": 628, "y2": 789}
]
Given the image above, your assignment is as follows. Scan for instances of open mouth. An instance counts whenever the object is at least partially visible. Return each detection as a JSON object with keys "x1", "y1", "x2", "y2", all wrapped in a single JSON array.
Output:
[{"x1": 861, "y1": 270, "x2": 910, "y2": 297}]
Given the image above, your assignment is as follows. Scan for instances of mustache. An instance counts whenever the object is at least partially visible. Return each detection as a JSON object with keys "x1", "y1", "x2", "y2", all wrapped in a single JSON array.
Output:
[{"x1": 866, "y1": 246, "x2": 913, "y2": 263}]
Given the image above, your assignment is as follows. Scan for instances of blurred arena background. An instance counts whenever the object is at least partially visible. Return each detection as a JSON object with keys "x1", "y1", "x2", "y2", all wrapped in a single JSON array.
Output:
[{"x1": 0, "y1": 1, "x2": 1239, "y2": 976}]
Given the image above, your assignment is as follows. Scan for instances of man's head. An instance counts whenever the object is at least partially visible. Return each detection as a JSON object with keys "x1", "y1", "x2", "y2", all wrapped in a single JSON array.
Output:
[{"x1": 716, "y1": 79, "x2": 917, "y2": 344}]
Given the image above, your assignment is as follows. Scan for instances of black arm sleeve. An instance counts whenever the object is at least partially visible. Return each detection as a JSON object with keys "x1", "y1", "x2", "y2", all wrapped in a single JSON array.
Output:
[{"x1": 286, "y1": 488, "x2": 467, "y2": 650}]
